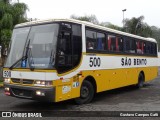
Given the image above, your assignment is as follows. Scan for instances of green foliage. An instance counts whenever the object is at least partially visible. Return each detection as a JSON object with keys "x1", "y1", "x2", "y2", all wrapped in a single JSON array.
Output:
[
  {"x1": 100, "y1": 22, "x2": 123, "y2": 31},
  {"x1": 124, "y1": 16, "x2": 152, "y2": 37},
  {"x1": 124, "y1": 16, "x2": 160, "y2": 50},
  {"x1": 0, "y1": 0, "x2": 28, "y2": 65},
  {"x1": 12, "y1": 3, "x2": 28, "y2": 24},
  {"x1": 151, "y1": 26, "x2": 160, "y2": 51},
  {"x1": 71, "y1": 14, "x2": 99, "y2": 24},
  {"x1": 1, "y1": 29, "x2": 11, "y2": 46},
  {"x1": 0, "y1": 0, "x2": 28, "y2": 47},
  {"x1": 1, "y1": 13, "x2": 13, "y2": 29}
]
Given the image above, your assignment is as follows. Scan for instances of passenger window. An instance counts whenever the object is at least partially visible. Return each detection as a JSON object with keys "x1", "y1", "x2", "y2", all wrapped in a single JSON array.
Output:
[
  {"x1": 108, "y1": 34, "x2": 123, "y2": 52},
  {"x1": 145, "y1": 42, "x2": 151, "y2": 54},
  {"x1": 150, "y1": 43, "x2": 157, "y2": 55},
  {"x1": 145, "y1": 42, "x2": 156, "y2": 55},
  {"x1": 124, "y1": 38, "x2": 136, "y2": 53},
  {"x1": 97, "y1": 32, "x2": 106, "y2": 50},
  {"x1": 86, "y1": 30, "x2": 96, "y2": 50},
  {"x1": 136, "y1": 41, "x2": 145, "y2": 54},
  {"x1": 116, "y1": 37, "x2": 123, "y2": 52},
  {"x1": 108, "y1": 35, "x2": 116, "y2": 51},
  {"x1": 153, "y1": 43, "x2": 157, "y2": 55}
]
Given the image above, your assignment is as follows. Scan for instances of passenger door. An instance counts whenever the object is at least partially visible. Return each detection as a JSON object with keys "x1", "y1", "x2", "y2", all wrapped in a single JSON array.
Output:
[{"x1": 56, "y1": 23, "x2": 82, "y2": 73}]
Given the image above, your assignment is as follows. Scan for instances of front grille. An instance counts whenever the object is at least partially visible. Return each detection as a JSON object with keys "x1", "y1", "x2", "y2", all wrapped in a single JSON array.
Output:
[
  {"x1": 11, "y1": 88, "x2": 32, "y2": 98},
  {"x1": 11, "y1": 79, "x2": 34, "y2": 85},
  {"x1": 23, "y1": 79, "x2": 34, "y2": 84},
  {"x1": 12, "y1": 79, "x2": 20, "y2": 83}
]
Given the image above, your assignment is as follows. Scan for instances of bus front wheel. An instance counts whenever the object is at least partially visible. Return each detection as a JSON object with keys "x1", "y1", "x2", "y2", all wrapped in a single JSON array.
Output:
[
  {"x1": 74, "y1": 80, "x2": 94, "y2": 104},
  {"x1": 137, "y1": 73, "x2": 144, "y2": 88}
]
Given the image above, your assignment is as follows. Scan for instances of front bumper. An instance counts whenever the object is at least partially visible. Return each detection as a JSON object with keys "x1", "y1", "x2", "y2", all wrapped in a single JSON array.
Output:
[{"x1": 4, "y1": 83, "x2": 55, "y2": 102}]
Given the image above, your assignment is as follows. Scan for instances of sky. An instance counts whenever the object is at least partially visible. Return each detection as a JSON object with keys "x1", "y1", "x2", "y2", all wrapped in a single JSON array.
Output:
[{"x1": 18, "y1": 0, "x2": 160, "y2": 27}]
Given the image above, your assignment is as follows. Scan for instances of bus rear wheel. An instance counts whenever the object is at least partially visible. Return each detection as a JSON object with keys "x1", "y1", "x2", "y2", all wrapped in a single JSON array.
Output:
[
  {"x1": 137, "y1": 73, "x2": 144, "y2": 88},
  {"x1": 74, "y1": 80, "x2": 94, "y2": 105}
]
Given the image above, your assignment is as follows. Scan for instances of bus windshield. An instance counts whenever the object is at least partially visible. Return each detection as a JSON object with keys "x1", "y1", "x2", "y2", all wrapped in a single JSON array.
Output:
[{"x1": 5, "y1": 23, "x2": 59, "y2": 69}]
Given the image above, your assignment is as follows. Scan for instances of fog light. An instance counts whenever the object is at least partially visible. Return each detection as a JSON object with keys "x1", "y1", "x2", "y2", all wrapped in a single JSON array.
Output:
[
  {"x1": 5, "y1": 87, "x2": 10, "y2": 91},
  {"x1": 36, "y1": 90, "x2": 45, "y2": 96},
  {"x1": 4, "y1": 78, "x2": 11, "y2": 83}
]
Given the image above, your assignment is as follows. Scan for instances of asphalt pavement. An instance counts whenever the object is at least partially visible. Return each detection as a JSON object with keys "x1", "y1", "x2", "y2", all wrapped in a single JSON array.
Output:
[{"x1": 1, "y1": 77, "x2": 160, "y2": 111}]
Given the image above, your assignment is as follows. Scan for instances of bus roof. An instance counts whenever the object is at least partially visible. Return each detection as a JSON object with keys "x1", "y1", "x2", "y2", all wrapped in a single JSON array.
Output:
[{"x1": 15, "y1": 18, "x2": 157, "y2": 43}]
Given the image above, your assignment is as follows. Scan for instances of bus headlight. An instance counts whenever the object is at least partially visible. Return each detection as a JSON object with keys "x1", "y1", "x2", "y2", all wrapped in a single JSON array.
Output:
[
  {"x1": 4, "y1": 78, "x2": 11, "y2": 83},
  {"x1": 36, "y1": 90, "x2": 45, "y2": 96},
  {"x1": 34, "y1": 80, "x2": 52, "y2": 87}
]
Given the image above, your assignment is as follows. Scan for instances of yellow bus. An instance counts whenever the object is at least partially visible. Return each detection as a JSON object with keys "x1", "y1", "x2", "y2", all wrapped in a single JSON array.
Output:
[{"x1": 3, "y1": 19, "x2": 158, "y2": 104}]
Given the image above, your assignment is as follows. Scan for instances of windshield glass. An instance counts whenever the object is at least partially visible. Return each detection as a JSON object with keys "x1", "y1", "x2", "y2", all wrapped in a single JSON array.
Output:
[
  {"x1": 5, "y1": 27, "x2": 30, "y2": 67},
  {"x1": 27, "y1": 24, "x2": 59, "y2": 69},
  {"x1": 5, "y1": 23, "x2": 59, "y2": 69}
]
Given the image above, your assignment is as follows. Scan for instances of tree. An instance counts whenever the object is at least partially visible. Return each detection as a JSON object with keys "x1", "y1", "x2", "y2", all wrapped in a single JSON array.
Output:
[
  {"x1": 71, "y1": 15, "x2": 124, "y2": 31},
  {"x1": 151, "y1": 26, "x2": 160, "y2": 51},
  {"x1": 123, "y1": 16, "x2": 152, "y2": 37},
  {"x1": 70, "y1": 14, "x2": 99, "y2": 24},
  {"x1": 100, "y1": 22, "x2": 123, "y2": 31},
  {"x1": 0, "y1": 0, "x2": 28, "y2": 65}
]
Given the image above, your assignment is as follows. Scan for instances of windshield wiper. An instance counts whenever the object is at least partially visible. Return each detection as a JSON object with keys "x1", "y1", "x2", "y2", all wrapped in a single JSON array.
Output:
[
  {"x1": 9, "y1": 56, "x2": 27, "y2": 70},
  {"x1": 24, "y1": 39, "x2": 35, "y2": 71},
  {"x1": 9, "y1": 39, "x2": 32, "y2": 70},
  {"x1": 49, "y1": 47, "x2": 55, "y2": 67},
  {"x1": 28, "y1": 47, "x2": 35, "y2": 71}
]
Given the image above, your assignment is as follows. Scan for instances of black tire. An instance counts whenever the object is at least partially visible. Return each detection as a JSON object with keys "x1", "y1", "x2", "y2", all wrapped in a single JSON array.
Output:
[
  {"x1": 137, "y1": 73, "x2": 144, "y2": 88},
  {"x1": 74, "y1": 80, "x2": 94, "y2": 105}
]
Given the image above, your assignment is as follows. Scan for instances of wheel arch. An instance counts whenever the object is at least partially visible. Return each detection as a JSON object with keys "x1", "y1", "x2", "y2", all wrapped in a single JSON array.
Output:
[{"x1": 83, "y1": 75, "x2": 97, "y2": 93}]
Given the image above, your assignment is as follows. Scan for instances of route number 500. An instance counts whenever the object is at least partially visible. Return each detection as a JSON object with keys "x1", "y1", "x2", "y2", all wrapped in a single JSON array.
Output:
[
  {"x1": 89, "y1": 57, "x2": 101, "y2": 67},
  {"x1": 3, "y1": 70, "x2": 11, "y2": 78}
]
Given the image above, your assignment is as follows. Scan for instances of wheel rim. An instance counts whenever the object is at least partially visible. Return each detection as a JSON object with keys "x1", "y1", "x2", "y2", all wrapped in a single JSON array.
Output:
[{"x1": 81, "y1": 86, "x2": 89, "y2": 98}]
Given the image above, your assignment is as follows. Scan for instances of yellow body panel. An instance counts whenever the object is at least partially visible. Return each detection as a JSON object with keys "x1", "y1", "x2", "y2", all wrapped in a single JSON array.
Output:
[
  {"x1": 53, "y1": 75, "x2": 81, "y2": 102},
  {"x1": 53, "y1": 66, "x2": 158, "y2": 102}
]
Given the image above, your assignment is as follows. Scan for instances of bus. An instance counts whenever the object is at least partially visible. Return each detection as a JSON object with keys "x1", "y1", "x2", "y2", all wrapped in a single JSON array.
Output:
[{"x1": 3, "y1": 19, "x2": 158, "y2": 104}]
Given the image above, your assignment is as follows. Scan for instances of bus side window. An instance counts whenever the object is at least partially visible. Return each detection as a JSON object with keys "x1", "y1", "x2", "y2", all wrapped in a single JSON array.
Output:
[
  {"x1": 150, "y1": 43, "x2": 157, "y2": 55},
  {"x1": 116, "y1": 37, "x2": 123, "y2": 52},
  {"x1": 143, "y1": 42, "x2": 146, "y2": 54},
  {"x1": 136, "y1": 40, "x2": 145, "y2": 54},
  {"x1": 124, "y1": 38, "x2": 136, "y2": 53},
  {"x1": 145, "y1": 42, "x2": 151, "y2": 54},
  {"x1": 153, "y1": 43, "x2": 157, "y2": 55},
  {"x1": 108, "y1": 34, "x2": 123, "y2": 52},
  {"x1": 108, "y1": 36, "x2": 111, "y2": 51},
  {"x1": 86, "y1": 30, "x2": 96, "y2": 50},
  {"x1": 108, "y1": 35, "x2": 116, "y2": 51},
  {"x1": 136, "y1": 41, "x2": 142, "y2": 54},
  {"x1": 116, "y1": 37, "x2": 119, "y2": 51},
  {"x1": 97, "y1": 32, "x2": 106, "y2": 50},
  {"x1": 141, "y1": 42, "x2": 145, "y2": 54}
]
